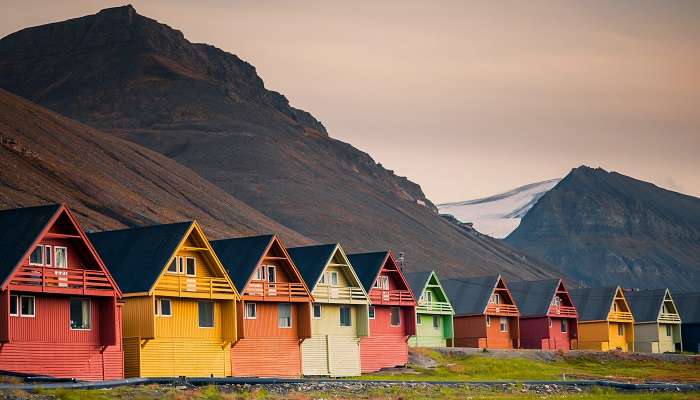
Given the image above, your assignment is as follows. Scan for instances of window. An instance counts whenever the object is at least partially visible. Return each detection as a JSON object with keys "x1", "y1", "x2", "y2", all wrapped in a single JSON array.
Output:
[
  {"x1": 490, "y1": 293, "x2": 500, "y2": 304},
  {"x1": 29, "y1": 244, "x2": 53, "y2": 266},
  {"x1": 267, "y1": 266, "x2": 276, "y2": 283},
  {"x1": 432, "y1": 315, "x2": 440, "y2": 329},
  {"x1": 45, "y1": 246, "x2": 52, "y2": 266},
  {"x1": 426, "y1": 291, "x2": 433, "y2": 303},
  {"x1": 70, "y1": 299, "x2": 91, "y2": 330},
  {"x1": 549, "y1": 318, "x2": 553, "y2": 328},
  {"x1": 373, "y1": 278, "x2": 381, "y2": 289},
  {"x1": 185, "y1": 257, "x2": 196, "y2": 276},
  {"x1": 156, "y1": 298, "x2": 172, "y2": 316},
  {"x1": 198, "y1": 301, "x2": 214, "y2": 328},
  {"x1": 499, "y1": 317, "x2": 508, "y2": 332},
  {"x1": 561, "y1": 319, "x2": 568, "y2": 333},
  {"x1": 340, "y1": 306, "x2": 352, "y2": 327},
  {"x1": 255, "y1": 266, "x2": 265, "y2": 280},
  {"x1": 665, "y1": 325, "x2": 672, "y2": 337},
  {"x1": 552, "y1": 296, "x2": 561, "y2": 307},
  {"x1": 278, "y1": 303, "x2": 292, "y2": 328},
  {"x1": 319, "y1": 273, "x2": 326, "y2": 284},
  {"x1": 245, "y1": 303, "x2": 257, "y2": 319},
  {"x1": 330, "y1": 271, "x2": 339, "y2": 286},
  {"x1": 416, "y1": 315, "x2": 422, "y2": 325},
  {"x1": 381, "y1": 276, "x2": 389, "y2": 290},
  {"x1": 168, "y1": 259, "x2": 178, "y2": 273},
  {"x1": 368, "y1": 306, "x2": 376, "y2": 319},
  {"x1": 54, "y1": 247, "x2": 68, "y2": 268},
  {"x1": 313, "y1": 304, "x2": 322, "y2": 319},
  {"x1": 390, "y1": 307, "x2": 400, "y2": 326},
  {"x1": 485, "y1": 316, "x2": 491, "y2": 327},
  {"x1": 613, "y1": 302, "x2": 618, "y2": 312},
  {"x1": 617, "y1": 324, "x2": 624, "y2": 336},
  {"x1": 9, "y1": 295, "x2": 18, "y2": 316},
  {"x1": 20, "y1": 296, "x2": 35, "y2": 317}
]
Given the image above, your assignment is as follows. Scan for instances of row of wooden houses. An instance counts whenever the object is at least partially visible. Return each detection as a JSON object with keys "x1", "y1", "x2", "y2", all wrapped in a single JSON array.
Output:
[{"x1": 0, "y1": 204, "x2": 698, "y2": 381}]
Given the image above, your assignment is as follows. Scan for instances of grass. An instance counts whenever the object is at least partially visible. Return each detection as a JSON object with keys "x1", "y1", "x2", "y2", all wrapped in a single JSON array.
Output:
[{"x1": 356, "y1": 349, "x2": 700, "y2": 383}]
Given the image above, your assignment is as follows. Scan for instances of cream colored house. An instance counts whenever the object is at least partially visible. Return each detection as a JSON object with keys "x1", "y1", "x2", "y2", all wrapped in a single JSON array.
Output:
[{"x1": 626, "y1": 289, "x2": 682, "y2": 353}]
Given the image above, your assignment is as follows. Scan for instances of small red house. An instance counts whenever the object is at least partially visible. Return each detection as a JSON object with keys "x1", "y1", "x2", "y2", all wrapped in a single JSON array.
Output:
[
  {"x1": 0, "y1": 204, "x2": 123, "y2": 380},
  {"x1": 443, "y1": 275, "x2": 520, "y2": 349},
  {"x1": 348, "y1": 251, "x2": 416, "y2": 373},
  {"x1": 509, "y1": 279, "x2": 578, "y2": 350}
]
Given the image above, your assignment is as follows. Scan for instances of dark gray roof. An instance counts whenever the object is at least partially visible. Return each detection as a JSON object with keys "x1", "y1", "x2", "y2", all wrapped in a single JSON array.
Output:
[
  {"x1": 288, "y1": 244, "x2": 337, "y2": 290},
  {"x1": 625, "y1": 289, "x2": 668, "y2": 323},
  {"x1": 509, "y1": 279, "x2": 561, "y2": 317},
  {"x1": 405, "y1": 270, "x2": 432, "y2": 298},
  {"x1": 347, "y1": 251, "x2": 389, "y2": 292},
  {"x1": 89, "y1": 222, "x2": 192, "y2": 294},
  {"x1": 675, "y1": 292, "x2": 700, "y2": 324},
  {"x1": 210, "y1": 235, "x2": 274, "y2": 290},
  {"x1": 570, "y1": 287, "x2": 618, "y2": 322},
  {"x1": 0, "y1": 204, "x2": 61, "y2": 287},
  {"x1": 442, "y1": 275, "x2": 499, "y2": 316}
]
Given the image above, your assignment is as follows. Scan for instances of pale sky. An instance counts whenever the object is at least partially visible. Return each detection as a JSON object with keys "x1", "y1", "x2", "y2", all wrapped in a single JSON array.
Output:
[{"x1": 2, "y1": 0, "x2": 699, "y2": 202}]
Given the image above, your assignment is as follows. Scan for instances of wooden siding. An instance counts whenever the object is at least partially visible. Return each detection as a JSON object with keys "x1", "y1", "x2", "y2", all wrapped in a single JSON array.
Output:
[
  {"x1": 122, "y1": 296, "x2": 155, "y2": 339},
  {"x1": 154, "y1": 298, "x2": 225, "y2": 339},
  {"x1": 136, "y1": 338, "x2": 231, "y2": 377},
  {"x1": 519, "y1": 317, "x2": 577, "y2": 350},
  {"x1": 303, "y1": 303, "x2": 364, "y2": 376},
  {"x1": 608, "y1": 322, "x2": 634, "y2": 351},
  {"x1": 360, "y1": 334, "x2": 408, "y2": 373},
  {"x1": 231, "y1": 337, "x2": 301, "y2": 377},
  {"x1": 634, "y1": 323, "x2": 682, "y2": 353},
  {"x1": 453, "y1": 315, "x2": 486, "y2": 348},
  {"x1": 123, "y1": 336, "x2": 141, "y2": 378},
  {"x1": 240, "y1": 301, "x2": 305, "y2": 338},
  {"x1": 409, "y1": 314, "x2": 452, "y2": 347},
  {"x1": 577, "y1": 321, "x2": 611, "y2": 351}
]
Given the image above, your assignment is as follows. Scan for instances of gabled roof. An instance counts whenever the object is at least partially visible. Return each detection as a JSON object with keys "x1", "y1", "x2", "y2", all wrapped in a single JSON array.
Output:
[
  {"x1": 625, "y1": 289, "x2": 673, "y2": 323},
  {"x1": 674, "y1": 292, "x2": 700, "y2": 324},
  {"x1": 0, "y1": 204, "x2": 62, "y2": 287},
  {"x1": 89, "y1": 222, "x2": 192, "y2": 294},
  {"x1": 210, "y1": 234, "x2": 275, "y2": 290},
  {"x1": 509, "y1": 279, "x2": 561, "y2": 317},
  {"x1": 570, "y1": 286, "x2": 620, "y2": 322},
  {"x1": 288, "y1": 244, "x2": 338, "y2": 289},
  {"x1": 442, "y1": 275, "x2": 500, "y2": 316},
  {"x1": 347, "y1": 251, "x2": 391, "y2": 293},
  {"x1": 405, "y1": 270, "x2": 433, "y2": 298}
]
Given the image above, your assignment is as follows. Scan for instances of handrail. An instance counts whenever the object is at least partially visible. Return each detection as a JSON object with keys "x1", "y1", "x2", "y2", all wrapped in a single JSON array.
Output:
[
  {"x1": 156, "y1": 275, "x2": 235, "y2": 298},
  {"x1": 549, "y1": 305, "x2": 578, "y2": 317},
  {"x1": 369, "y1": 289, "x2": 414, "y2": 305},
  {"x1": 485, "y1": 303, "x2": 519, "y2": 315},
  {"x1": 608, "y1": 311, "x2": 634, "y2": 322},
  {"x1": 313, "y1": 285, "x2": 366, "y2": 302},
  {"x1": 11, "y1": 266, "x2": 113, "y2": 293},
  {"x1": 243, "y1": 281, "x2": 309, "y2": 301},
  {"x1": 416, "y1": 300, "x2": 453, "y2": 313},
  {"x1": 658, "y1": 313, "x2": 681, "y2": 322}
]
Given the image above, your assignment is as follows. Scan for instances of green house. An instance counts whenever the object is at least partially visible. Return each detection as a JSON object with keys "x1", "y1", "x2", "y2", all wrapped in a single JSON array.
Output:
[{"x1": 406, "y1": 271, "x2": 454, "y2": 347}]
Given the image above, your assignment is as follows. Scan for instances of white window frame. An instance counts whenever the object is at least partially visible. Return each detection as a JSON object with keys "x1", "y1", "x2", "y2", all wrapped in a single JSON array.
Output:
[
  {"x1": 185, "y1": 257, "x2": 196, "y2": 276},
  {"x1": 20, "y1": 295, "x2": 35, "y2": 318},
  {"x1": 69, "y1": 298, "x2": 92, "y2": 330},
  {"x1": 167, "y1": 258, "x2": 178, "y2": 273},
  {"x1": 390, "y1": 306, "x2": 400, "y2": 326},
  {"x1": 255, "y1": 265, "x2": 265, "y2": 280},
  {"x1": 9, "y1": 295, "x2": 18, "y2": 316},
  {"x1": 313, "y1": 304, "x2": 322, "y2": 319},
  {"x1": 416, "y1": 314, "x2": 422, "y2": 325},
  {"x1": 319, "y1": 273, "x2": 326, "y2": 284},
  {"x1": 339, "y1": 306, "x2": 352, "y2": 327},
  {"x1": 44, "y1": 245, "x2": 52, "y2": 267},
  {"x1": 426, "y1": 291, "x2": 433, "y2": 303},
  {"x1": 245, "y1": 302, "x2": 257, "y2": 319},
  {"x1": 552, "y1": 296, "x2": 561, "y2": 307},
  {"x1": 54, "y1": 246, "x2": 68, "y2": 268},
  {"x1": 486, "y1": 315, "x2": 491, "y2": 327},
  {"x1": 266, "y1": 265, "x2": 277, "y2": 283},
  {"x1": 665, "y1": 324, "x2": 672, "y2": 337},
  {"x1": 373, "y1": 278, "x2": 381, "y2": 289},
  {"x1": 330, "y1": 271, "x2": 339, "y2": 286},
  {"x1": 368, "y1": 306, "x2": 376, "y2": 319},
  {"x1": 278, "y1": 303, "x2": 292, "y2": 328},
  {"x1": 490, "y1": 293, "x2": 500, "y2": 305},
  {"x1": 29, "y1": 245, "x2": 46, "y2": 266},
  {"x1": 381, "y1": 276, "x2": 389, "y2": 290},
  {"x1": 156, "y1": 298, "x2": 173, "y2": 317},
  {"x1": 432, "y1": 315, "x2": 440, "y2": 329},
  {"x1": 499, "y1": 317, "x2": 508, "y2": 332}
]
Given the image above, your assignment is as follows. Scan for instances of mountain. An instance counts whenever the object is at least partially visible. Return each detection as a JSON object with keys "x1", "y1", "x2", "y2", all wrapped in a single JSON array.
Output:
[
  {"x1": 0, "y1": 88, "x2": 309, "y2": 242},
  {"x1": 0, "y1": 5, "x2": 561, "y2": 280},
  {"x1": 506, "y1": 166, "x2": 700, "y2": 291},
  {"x1": 438, "y1": 179, "x2": 561, "y2": 238}
]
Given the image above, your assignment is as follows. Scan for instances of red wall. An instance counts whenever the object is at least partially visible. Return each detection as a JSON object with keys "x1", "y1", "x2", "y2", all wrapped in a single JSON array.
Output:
[
  {"x1": 519, "y1": 317, "x2": 576, "y2": 350},
  {"x1": 361, "y1": 305, "x2": 410, "y2": 372}
]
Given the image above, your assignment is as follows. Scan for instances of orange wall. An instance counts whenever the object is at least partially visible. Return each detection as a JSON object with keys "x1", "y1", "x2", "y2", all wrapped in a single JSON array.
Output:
[{"x1": 231, "y1": 337, "x2": 301, "y2": 377}]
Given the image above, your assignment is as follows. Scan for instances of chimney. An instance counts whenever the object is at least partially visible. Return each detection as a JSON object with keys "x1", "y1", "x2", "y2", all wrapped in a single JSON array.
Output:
[{"x1": 397, "y1": 252, "x2": 405, "y2": 269}]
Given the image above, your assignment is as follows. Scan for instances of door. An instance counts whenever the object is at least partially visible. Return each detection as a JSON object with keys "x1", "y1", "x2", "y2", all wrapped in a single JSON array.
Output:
[
  {"x1": 54, "y1": 246, "x2": 68, "y2": 287},
  {"x1": 267, "y1": 265, "x2": 277, "y2": 296}
]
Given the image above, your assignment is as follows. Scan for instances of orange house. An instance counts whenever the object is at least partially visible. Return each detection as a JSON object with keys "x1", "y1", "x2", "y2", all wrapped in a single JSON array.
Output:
[
  {"x1": 443, "y1": 275, "x2": 520, "y2": 349},
  {"x1": 211, "y1": 235, "x2": 313, "y2": 377}
]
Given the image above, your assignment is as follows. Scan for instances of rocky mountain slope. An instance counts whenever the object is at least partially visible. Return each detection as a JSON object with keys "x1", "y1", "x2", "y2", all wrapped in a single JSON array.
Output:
[
  {"x1": 438, "y1": 179, "x2": 561, "y2": 238},
  {"x1": 0, "y1": 88, "x2": 309, "y2": 242},
  {"x1": 506, "y1": 166, "x2": 700, "y2": 291},
  {"x1": 0, "y1": 5, "x2": 560, "y2": 280}
]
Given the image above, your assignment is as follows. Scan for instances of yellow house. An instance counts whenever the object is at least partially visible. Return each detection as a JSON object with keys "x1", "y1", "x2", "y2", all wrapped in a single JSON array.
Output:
[
  {"x1": 288, "y1": 244, "x2": 370, "y2": 377},
  {"x1": 570, "y1": 286, "x2": 635, "y2": 352},
  {"x1": 90, "y1": 221, "x2": 239, "y2": 377}
]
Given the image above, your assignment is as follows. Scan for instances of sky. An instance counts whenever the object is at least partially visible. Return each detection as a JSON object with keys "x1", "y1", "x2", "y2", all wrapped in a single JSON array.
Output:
[{"x1": 2, "y1": 0, "x2": 699, "y2": 202}]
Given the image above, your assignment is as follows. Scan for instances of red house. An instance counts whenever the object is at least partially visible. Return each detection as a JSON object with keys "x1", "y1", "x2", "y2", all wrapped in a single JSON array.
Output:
[
  {"x1": 348, "y1": 251, "x2": 416, "y2": 373},
  {"x1": 443, "y1": 275, "x2": 520, "y2": 349},
  {"x1": 509, "y1": 279, "x2": 579, "y2": 350},
  {"x1": 0, "y1": 204, "x2": 123, "y2": 380}
]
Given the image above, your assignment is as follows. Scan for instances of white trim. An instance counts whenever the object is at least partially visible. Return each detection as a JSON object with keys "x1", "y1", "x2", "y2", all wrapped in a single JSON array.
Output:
[
  {"x1": 29, "y1": 245, "x2": 45, "y2": 266},
  {"x1": 499, "y1": 317, "x2": 508, "y2": 332},
  {"x1": 245, "y1": 302, "x2": 257, "y2": 319},
  {"x1": 266, "y1": 265, "x2": 277, "y2": 283},
  {"x1": 44, "y1": 245, "x2": 52, "y2": 267},
  {"x1": 278, "y1": 303, "x2": 292, "y2": 328},
  {"x1": 185, "y1": 257, "x2": 197, "y2": 277},
  {"x1": 156, "y1": 298, "x2": 173, "y2": 317},
  {"x1": 330, "y1": 271, "x2": 339, "y2": 286},
  {"x1": 390, "y1": 306, "x2": 401, "y2": 326},
  {"x1": 312, "y1": 304, "x2": 322, "y2": 319},
  {"x1": 9, "y1": 295, "x2": 18, "y2": 316},
  {"x1": 20, "y1": 295, "x2": 35, "y2": 318},
  {"x1": 54, "y1": 246, "x2": 68, "y2": 268},
  {"x1": 69, "y1": 298, "x2": 92, "y2": 330},
  {"x1": 339, "y1": 305, "x2": 352, "y2": 327},
  {"x1": 416, "y1": 314, "x2": 422, "y2": 325},
  {"x1": 432, "y1": 315, "x2": 440, "y2": 329},
  {"x1": 167, "y1": 258, "x2": 178, "y2": 273}
]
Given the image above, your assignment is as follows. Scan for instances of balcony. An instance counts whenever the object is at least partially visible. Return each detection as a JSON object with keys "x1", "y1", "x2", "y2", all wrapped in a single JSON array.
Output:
[
  {"x1": 369, "y1": 289, "x2": 414, "y2": 306},
  {"x1": 313, "y1": 285, "x2": 367, "y2": 304},
  {"x1": 10, "y1": 266, "x2": 115, "y2": 296},
  {"x1": 155, "y1": 275, "x2": 237, "y2": 299},
  {"x1": 485, "y1": 303, "x2": 519, "y2": 316},
  {"x1": 608, "y1": 311, "x2": 634, "y2": 322},
  {"x1": 242, "y1": 281, "x2": 310, "y2": 302},
  {"x1": 548, "y1": 305, "x2": 578, "y2": 317},
  {"x1": 416, "y1": 300, "x2": 453, "y2": 314},
  {"x1": 658, "y1": 313, "x2": 681, "y2": 323}
]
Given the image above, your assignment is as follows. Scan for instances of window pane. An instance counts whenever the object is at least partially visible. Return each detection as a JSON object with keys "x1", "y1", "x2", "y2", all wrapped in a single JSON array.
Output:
[
  {"x1": 186, "y1": 258, "x2": 196, "y2": 276},
  {"x1": 433, "y1": 315, "x2": 440, "y2": 328},
  {"x1": 168, "y1": 259, "x2": 177, "y2": 273},
  {"x1": 340, "y1": 306, "x2": 351, "y2": 326},
  {"x1": 331, "y1": 272, "x2": 338, "y2": 286},
  {"x1": 500, "y1": 317, "x2": 508, "y2": 332},
  {"x1": 70, "y1": 299, "x2": 91, "y2": 329},
  {"x1": 368, "y1": 306, "x2": 375, "y2": 319},
  {"x1": 199, "y1": 301, "x2": 214, "y2": 328},
  {"x1": 416, "y1": 315, "x2": 422, "y2": 325},
  {"x1": 160, "y1": 299, "x2": 172, "y2": 316},
  {"x1": 313, "y1": 304, "x2": 322, "y2": 319},
  {"x1": 245, "y1": 303, "x2": 256, "y2": 319},
  {"x1": 54, "y1": 247, "x2": 67, "y2": 268},
  {"x1": 267, "y1": 266, "x2": 276, "y2": 283},
  {"x1": 278, "y1": 303, "x2": 292, "y2": 328},
  {"x1": 390, "y1": 307, "x2": 400, "y2": 325},
  {"x1": 29, "y1": 246, "x2": 43, "y2": 265},
  {"x1": 44, "y1": 246, "x2": 52, "y2": 266},
  {"x1": 561, "y1": 319, "x2": 567, "y2": 333},
  {"x1": 21, "y1": 296, "x2": 35, "y2": 316},
  {"x1": 9, "y1": 295, "x2": 17, "y2": 316}
]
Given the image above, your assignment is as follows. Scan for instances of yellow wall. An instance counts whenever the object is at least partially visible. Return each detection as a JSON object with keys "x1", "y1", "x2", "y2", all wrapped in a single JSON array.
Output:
[
  {"x1": 155, "y1": 297, "x2": 223, "y2": 338},
  {"x1": 311, "y1": 303, "x2": 361, "y2": 336},
  {"x1": 122, "y1": 297, "x2": 155, "y2": 339},
  {"x1": 608, "y1": 322, "x2": 634, "y2": 352},
  {"x1": 577, "y1": 321, "x2": 610, "y2": 351},
  {"x1": 138, "y1": 338, "x2": 231, "y2": 377}
]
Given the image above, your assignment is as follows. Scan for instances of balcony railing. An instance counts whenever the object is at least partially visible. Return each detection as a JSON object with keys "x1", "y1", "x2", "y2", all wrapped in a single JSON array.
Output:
[
  {"x1": 10, "y1": 266, "x2": 114, "y2": 296},
  {"x1": 485, "y1": 303, "x2": 519, "y2": 316},
  {"x1": 608, "y1": 311, "x2": 634, "y2": 322},
  {"x1": 155, "y1": 275, "x2": 236, "y2": 299},
  {"x1": 369, "y1": 289, "x2": 414, "y2": 306},
  {"x1": 417, "y1": 300, "x2": 453, "y2": 313},
  {"x1": 313, "y1": 285, "x2": 367, "y2": 303},
  {"x1": 658, "y1": 313, "x2": 681, "y2": 323},
  {"x1": 549, "y1": 305, "x2": 578, "y2": 317},
  {"x1": 243, "y1": 281, "x2": 309, "y2": 302}
]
